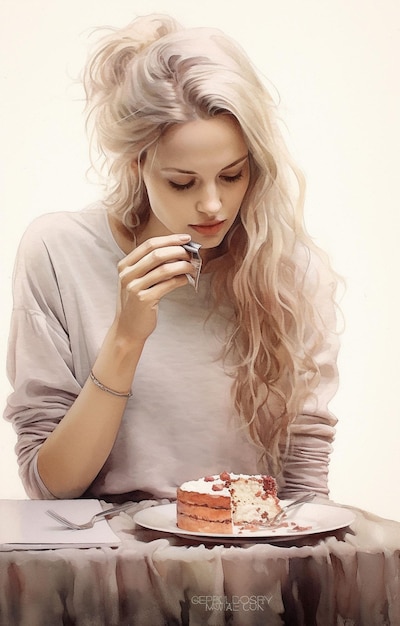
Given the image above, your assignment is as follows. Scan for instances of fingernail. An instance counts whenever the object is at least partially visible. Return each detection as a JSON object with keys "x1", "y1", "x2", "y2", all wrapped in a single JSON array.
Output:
[{"x1": 178, "y1": 234, "x2": 191, "y2": 241}]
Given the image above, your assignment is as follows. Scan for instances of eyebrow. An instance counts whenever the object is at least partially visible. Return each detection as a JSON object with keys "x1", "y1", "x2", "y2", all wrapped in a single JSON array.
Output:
[{"x1": 160, "y1": 154, "x2": 249, "y2": 175}]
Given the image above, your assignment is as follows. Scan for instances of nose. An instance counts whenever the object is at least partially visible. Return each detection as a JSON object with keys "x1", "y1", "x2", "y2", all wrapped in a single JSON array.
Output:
[{"x1": 196, "y1": 184, "x2": 222, "y2": 215}]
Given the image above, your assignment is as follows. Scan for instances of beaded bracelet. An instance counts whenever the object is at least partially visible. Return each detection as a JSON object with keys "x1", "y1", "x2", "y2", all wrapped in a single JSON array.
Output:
[{"x1": 89, "y1": 370, "x2": 132, "y2": 398}]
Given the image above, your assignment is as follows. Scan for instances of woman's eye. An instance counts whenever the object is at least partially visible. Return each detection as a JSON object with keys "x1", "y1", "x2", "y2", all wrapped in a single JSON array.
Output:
[
  {"x1": 168, "y1": 180, "x2": 195, "y2": 191},
  {"x1": 221, "y1": 171, "x2": 244, "y2": 183}
]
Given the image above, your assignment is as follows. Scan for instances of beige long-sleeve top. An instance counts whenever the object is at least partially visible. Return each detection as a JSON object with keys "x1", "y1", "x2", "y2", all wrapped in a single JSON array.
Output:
[{"x1": 4, "y1": 205, "x2": 339, "y2": 501}]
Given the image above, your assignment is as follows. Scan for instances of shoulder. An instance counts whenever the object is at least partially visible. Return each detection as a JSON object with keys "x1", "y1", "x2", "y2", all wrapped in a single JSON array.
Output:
[
  {"x1": 15, "y1": 204, "x2": 119, "y2": 264},
  {"x1": 19, "y1": 204, "x2": 107, "y2": 247},
  {"x1": 292, "y1": 241, "x2": 338, "y2": 298},
  {"x1": 289, "y1": 242, "x2": 340, "y2": 340},
  {"x1": 13, "y1": 204, "x2": 118, "y2": 286},
  {"x1": 11, "y1": 205, "x2": 117, "y2": 311}
]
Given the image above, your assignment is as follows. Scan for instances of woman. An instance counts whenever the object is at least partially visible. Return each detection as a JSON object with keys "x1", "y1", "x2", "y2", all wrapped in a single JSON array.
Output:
[{"x1": 4, "y1": 14, "x2": 339, "y2": 502}]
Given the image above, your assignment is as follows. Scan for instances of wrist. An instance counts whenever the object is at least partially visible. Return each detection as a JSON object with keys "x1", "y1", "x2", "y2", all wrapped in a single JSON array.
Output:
[
  {"x1": 105, "y1": 322, "x2": 146, "y2": 363},
  {"x1": 89, "y1": 370, "x2": 132, "y2": 398},
  {"x1": 93, "y1": 324, "x2": 145, "y2": 390}
]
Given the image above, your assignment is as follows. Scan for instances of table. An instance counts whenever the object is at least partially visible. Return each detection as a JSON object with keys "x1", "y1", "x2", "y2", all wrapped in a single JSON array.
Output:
[{"x1": 0, "y1": 499, "x2": 399, "y2": 626}]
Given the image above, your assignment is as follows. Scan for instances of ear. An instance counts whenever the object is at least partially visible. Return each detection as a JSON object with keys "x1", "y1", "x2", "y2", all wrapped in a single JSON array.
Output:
[{"x1": 131, "y1": 159, "x2": 139, "y2": 174}]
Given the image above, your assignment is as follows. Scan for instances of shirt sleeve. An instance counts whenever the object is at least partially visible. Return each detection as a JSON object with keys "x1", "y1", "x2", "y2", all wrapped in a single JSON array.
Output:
[
  {"x1": 278, "y1": 250, "x2": 340, "y2": 499},
  {"x1": 3, "y1": 222, "x2": 82, "y2": 499}
]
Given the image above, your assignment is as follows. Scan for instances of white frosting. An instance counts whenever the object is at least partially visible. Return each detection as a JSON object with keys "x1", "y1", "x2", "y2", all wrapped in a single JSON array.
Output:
[{"x1": 179, "y1": 473, "x2": 264, "y2": 496}]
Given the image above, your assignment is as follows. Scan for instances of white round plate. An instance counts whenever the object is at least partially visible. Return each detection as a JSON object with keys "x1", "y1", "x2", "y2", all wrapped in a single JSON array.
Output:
[{"x1": 134, "y1": 502, "x2": 355, "y2": 542}]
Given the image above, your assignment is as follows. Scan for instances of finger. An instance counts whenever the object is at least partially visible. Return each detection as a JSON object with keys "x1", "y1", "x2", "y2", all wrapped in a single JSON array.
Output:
[
  {"x1": 134, "y1": 273, "x2": 191, "y2": 302},
  {"x1": 119, "y1": 234, "x2": 191, "y2": 270},
  {"x1": 119, "y1": 245, "x2": 192, "y2": 283},
  {"x1": 122, "y1": 260, "x2": 194, "y2": 292}
]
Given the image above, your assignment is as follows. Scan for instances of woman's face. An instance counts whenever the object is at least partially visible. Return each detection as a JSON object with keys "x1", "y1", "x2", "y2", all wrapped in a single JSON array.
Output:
[{"x1": 140, "y1": 115, "x2": 250, "y2": 255}]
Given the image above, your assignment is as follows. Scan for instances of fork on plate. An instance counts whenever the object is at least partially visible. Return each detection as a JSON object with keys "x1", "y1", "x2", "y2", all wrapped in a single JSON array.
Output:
[
  {"x1": 267, "y1": 491, "x2": 316, "y2": 526},
  {"x1": 46, "y1": 502, "x2": 134, "y2": 530}
]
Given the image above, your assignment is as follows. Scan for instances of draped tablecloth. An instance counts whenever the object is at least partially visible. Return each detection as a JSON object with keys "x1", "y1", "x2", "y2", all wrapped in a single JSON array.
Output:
[{"x1": 0, "y1": 499, "x2": 399, "y2": 626}]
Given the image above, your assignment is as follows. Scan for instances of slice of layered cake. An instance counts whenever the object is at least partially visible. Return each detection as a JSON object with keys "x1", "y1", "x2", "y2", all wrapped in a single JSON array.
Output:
[{"x1": 177, "y1": 472, "x2": 281, "y2": 533}]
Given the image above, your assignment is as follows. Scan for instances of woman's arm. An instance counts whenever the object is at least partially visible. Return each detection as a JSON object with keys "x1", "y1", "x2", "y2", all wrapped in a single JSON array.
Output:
[
  {"x1": 36, "y1": 233, "x2": 194, "y2": 498},
  {"x1": 279, "y1": 250, "x2": 340, "y2": 499}
]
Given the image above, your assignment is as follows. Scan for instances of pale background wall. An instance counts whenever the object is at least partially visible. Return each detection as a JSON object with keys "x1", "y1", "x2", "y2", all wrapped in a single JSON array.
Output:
[{"x1": 1, "y1": 0, "x2": 399, "y2": 520}]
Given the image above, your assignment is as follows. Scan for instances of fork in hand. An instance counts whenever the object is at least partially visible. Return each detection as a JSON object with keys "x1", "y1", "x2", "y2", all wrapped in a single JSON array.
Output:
[{"x1": 46, "y1": 502, "x2": 134, "y2": 530}]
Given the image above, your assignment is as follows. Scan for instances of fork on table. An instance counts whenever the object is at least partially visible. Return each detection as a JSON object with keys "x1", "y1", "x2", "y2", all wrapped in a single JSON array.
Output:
[{"x1": 46, "y1": 502, "x2": 134, "y2": 530}]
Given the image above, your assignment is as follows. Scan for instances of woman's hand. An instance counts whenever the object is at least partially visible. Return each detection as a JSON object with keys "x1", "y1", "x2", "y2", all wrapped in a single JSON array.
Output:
[{"x1": 113, "y1": 233, "x2": 194, "y2": 344}]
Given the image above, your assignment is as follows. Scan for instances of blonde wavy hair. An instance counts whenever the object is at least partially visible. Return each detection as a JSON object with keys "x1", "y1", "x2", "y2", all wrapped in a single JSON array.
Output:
[{"x1": 83, "y1": 14, "x2": 338, "y2": 474}]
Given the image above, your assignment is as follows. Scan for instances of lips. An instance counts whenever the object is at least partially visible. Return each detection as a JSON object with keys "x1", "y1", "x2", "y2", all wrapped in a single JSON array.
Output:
[{"x1": 189, "y1": 220, "x2": 226, "y2": 236}]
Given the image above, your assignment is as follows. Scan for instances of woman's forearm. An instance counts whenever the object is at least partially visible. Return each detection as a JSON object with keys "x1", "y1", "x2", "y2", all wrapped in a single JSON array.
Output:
[{"x1": 37, "y1": 328, "x2": 145, "y2": 499}]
